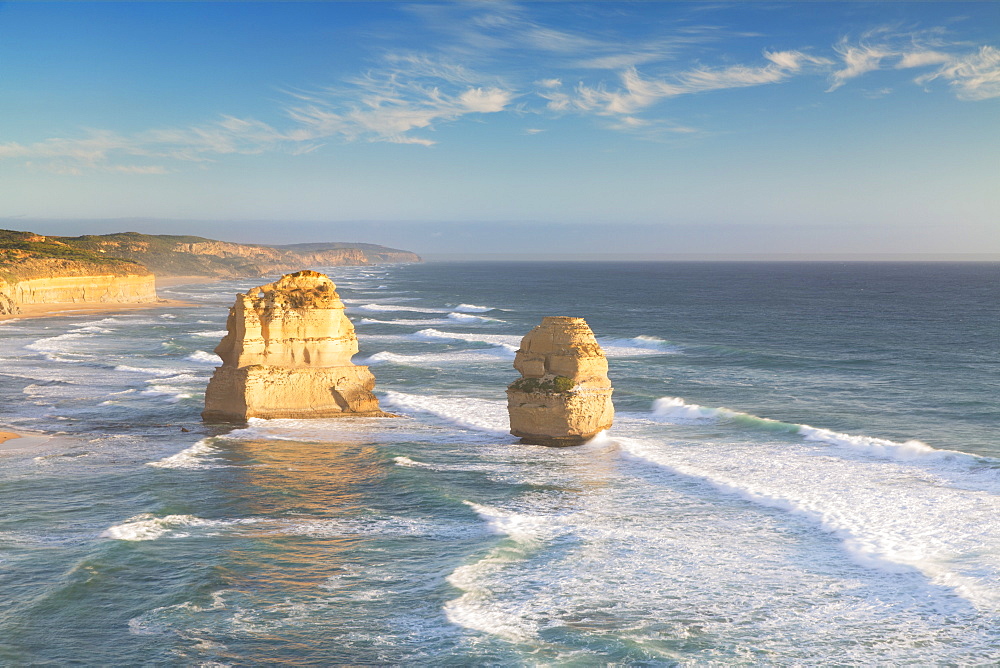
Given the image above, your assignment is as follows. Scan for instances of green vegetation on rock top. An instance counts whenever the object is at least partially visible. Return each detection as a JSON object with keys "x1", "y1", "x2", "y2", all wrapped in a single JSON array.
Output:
[{"x1": 508, "y1": 375, "x2": 576, "y2": 394}]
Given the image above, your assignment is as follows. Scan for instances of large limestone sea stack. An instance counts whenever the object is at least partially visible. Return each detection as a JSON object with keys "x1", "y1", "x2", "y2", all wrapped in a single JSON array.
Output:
[
  {"x1": 202, "y1": 270, "x2": 392, "y2": 421},
  {"x1": 506, "y1": 316, "x2": 614, "y2": 446}
]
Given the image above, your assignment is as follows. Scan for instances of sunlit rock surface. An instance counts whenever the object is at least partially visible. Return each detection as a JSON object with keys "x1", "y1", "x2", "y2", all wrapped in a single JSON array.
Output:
[
  {"x1": 202, "y1": 270, "x2": 393, "y2": 421},
  {"x1": 506, "y1": 316, "x2": 614, "y2": 446}
]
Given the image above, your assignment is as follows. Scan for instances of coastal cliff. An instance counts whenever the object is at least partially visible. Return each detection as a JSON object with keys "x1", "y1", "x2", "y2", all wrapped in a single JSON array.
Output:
[
  {"x1": 0, "y1": 228, "x2": 421, "y2": 314},
  {"x1": 203, "y1": 270, "x2": 393, "y2": 421},
  {"x1": 60, "y1": 232, "x2": 421, "y2": 278},
  {"x1": 0, "y1": 231, "x2": 156, "y2": 315}
]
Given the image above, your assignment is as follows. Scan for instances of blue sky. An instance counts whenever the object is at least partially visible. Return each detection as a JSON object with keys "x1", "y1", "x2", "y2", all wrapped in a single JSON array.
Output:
[{"x1": 1, "y1": 1, "x2": 997, "y2": 257}]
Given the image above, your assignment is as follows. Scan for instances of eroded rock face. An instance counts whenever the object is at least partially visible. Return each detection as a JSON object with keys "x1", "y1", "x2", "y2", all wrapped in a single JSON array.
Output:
[
  {"x1": 202, "y1": 270, "x2": 392, "y2": 421},
  {"x1": 506, "y1": 316, "x2": 614, "y2": 446},
  {"x1": 11, "y1": 274, "x2": 157, "y2": 305}
]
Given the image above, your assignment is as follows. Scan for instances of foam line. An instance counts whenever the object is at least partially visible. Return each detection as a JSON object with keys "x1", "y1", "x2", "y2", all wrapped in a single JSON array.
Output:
[
  {"x1": 186, "y1": 351, "x2": 221, "y2": 364},
  {"x1": 381, "y1": 391, "x2": 510, "y2": 434},
  {"x1": 100, "y1": 513, "x2": 233, "y2": 541},
  {"x1": 443, "y1": 501, "x2": 559, "y2": 642},
  {"x1": 409, "y1": 329, "x2": 520, "y2": 353},
  {"x1": 354, "y1": 304, "x2": 448, "y2": 314},
  {"x1": 651, "y1": 396, "x2": 979, "y2": 463},
  {"x1": 147, "y1": 439, "x2": 226, "y2": 469}
]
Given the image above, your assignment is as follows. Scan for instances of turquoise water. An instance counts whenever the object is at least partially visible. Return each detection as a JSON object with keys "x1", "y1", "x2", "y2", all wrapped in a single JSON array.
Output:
[{"x1": 1, "y1": 261, "x2": 998, "y2": 664}]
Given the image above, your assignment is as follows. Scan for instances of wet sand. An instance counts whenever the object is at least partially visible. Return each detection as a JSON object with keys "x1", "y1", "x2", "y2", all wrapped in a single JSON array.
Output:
[{"x1": 0, "y1": 429, "x2": 56, "y2": 453}]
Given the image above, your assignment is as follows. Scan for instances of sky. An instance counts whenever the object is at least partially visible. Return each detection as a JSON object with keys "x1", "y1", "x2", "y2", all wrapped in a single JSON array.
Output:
[{"x1": 1, "y1": 1, "x2": 998, "y2": 258}]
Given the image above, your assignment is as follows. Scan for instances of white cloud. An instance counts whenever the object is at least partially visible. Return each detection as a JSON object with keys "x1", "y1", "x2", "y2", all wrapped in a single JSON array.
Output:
[
  {"x1": 459, "y1": 87, "x2": 512, "y2": 113},
  {"x1": 4, "y1": 7, "x2": 998, "y2": 174},
  {"x1": 2, "y1": 54, "x2": 516, "y2": 173},
  {"x1": 916, "y1": 45, "x2": 1000, "y2": 100},
  {"x1": 828, "y1": 42, "x2": 890, "y2": 90},
  {"x1": 554, "y1": 49, "x2": 827, "y2": 119},
  {"x1": 535, "y1": 78, "x2": 562, "y2": 89},
  {"x1": 897, "y1": 50, "x2": 952, "y2": 69},
  {"x1": 826, "y1": 29, "x2": 1000, "y2": 100}
]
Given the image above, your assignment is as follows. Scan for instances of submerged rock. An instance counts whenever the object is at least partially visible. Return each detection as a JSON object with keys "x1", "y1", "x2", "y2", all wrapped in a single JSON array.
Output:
[
  {"x1": 506, "y1": 316, "x2": 614, "y2": 446},
  {"x1": 202, "y1": 270, "x2": 394, "y2": 421}
]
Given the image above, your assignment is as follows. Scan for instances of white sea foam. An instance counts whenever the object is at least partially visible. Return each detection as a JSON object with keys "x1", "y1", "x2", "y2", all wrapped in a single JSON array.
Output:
[
  {"x1": 140, "y1": 386, "x2": 194, "y2": 402},
  {"x1": 147, "y1": 373, "x2": 201, "y2": 384},
  {"x1": 444, "y1": 502, "x2": 562, "y2": 642},
  {"x1": 381, "y1": 391, "x2": 510, "y2": 434},
  {"x1": 25, "y1": 332, "x2": 93, "y2": 354},
  {"x1": 191, "y1": 330, "x2": 228, "y2": 338},
  {"x1": 394, "y1": 456, "x2": 432, "y2": 468},
  {"x1": 147, "y1": 439, "x2": 225, "y2": 469},
  {"x1": 361, "y1": 349, "x2": 511, "y2": 367},
  {"x1": 354, "y1": 304, "x2": 447, "y2": 314},
  {"x1": 186, "y1": 350, "x2": 221, "y2": 364},
  {"x1": 114, "y1": 365, "x2": 180, "y2": 377},
  {"x1": 447, "y1": 312, "x2": 502, "y2": 323},
  {"x1": 358, "y1": 317, "x2": 450, "y2": 327},
  {"x1": 100, "y1": 513, "x2": 225, "y2": 541},
  {"x1": 409, "y1": 329, "x2": 520, "y2": 354},
  {"x1": 615, "y1": 430, "x2": 1000, "y2": 610},
  {"x1": 598, "y1": 335, "x2": 679, "y2": 357},
  {"x1": 651, "y1": 396, "x2": 976, "y2": 463},
  {"x1": 452, "y1": 304, "x2": 493, "y2": 313}
]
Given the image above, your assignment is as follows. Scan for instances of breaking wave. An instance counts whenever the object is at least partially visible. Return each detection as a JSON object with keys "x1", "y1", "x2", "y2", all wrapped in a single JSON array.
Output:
[
  {"x1": 147, "y1": 439, "x2": 226, "y2": 469},
  {"x1": 100, "y1": 513, "x2": 242, "y2": 541},
  {"x1": 651, "y1": 396, "x2": 978, "y2": 463}
]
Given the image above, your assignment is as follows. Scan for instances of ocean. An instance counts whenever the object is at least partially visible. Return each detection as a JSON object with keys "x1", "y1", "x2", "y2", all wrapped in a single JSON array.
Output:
[{"x1": 0, "y1": 261, "x2": 997, "y2": 665}]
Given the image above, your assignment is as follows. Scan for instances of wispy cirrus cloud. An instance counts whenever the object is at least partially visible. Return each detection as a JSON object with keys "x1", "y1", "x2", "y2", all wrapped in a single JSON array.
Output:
[
  {"x1": 827, "y1": 28, "x2": 1000, "y2": 100},
  {"x1": 3, "y1": 4, "x2": 998, "y2": 175},
  {"x1": 0, "y1": 54, "x2": 515, "y2": 173},
  {"x1": 915, "y1": 45, "x2": 1000, "y2": 101},
  {"x1": 540, "y1": 50, "x2": 830, "y2": 119}
]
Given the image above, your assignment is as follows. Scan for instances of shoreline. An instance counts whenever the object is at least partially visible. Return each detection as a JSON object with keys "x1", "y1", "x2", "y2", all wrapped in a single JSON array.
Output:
[
  {"x1": 0, "y1": 298, "x2": 193, "y2": 322},
  {"x1": 0, "y1": 427, "x2": 58, "y2": 454}
]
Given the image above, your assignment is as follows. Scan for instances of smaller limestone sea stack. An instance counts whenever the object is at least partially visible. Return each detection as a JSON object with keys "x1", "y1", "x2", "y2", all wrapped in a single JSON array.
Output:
[
  {"x1": 202, "y1": 270, "x2": 393, "y2": 421},
  {"x1": 507, "y1": 316, "x2": 614, "y2": 446}
]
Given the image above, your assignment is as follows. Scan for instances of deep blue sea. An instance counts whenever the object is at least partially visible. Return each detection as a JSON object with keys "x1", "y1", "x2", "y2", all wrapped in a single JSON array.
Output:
[{"x1": 1, "y1": 261, "x2": 998, "y2": 665}]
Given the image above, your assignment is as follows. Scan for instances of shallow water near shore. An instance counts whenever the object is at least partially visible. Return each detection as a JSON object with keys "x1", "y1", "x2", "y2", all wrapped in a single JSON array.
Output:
[{"x1": 1, "y1": 261, "x2": 998, "y2": 665}]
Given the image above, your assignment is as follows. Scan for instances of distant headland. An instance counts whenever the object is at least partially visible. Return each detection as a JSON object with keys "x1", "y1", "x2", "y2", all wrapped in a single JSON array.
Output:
[{"x1": 0, "y1": 229, "x2": 421, "y2": 317}]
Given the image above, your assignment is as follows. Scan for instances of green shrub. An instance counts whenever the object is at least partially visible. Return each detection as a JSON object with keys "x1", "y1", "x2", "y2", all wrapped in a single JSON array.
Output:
[{"x1": 509, "y1": 375, "x2": 575, "y2": 394}]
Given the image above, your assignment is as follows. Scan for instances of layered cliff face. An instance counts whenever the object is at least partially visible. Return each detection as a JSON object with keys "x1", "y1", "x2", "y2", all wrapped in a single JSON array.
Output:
[
  {"x1": 12, "y1": 274, "x2": 157, "y2": 305},
  {"x1": 506, "y1": 316, "x2": 614, "y2": 446},
  {"x1": 0, "y1": 279, "x2": 18, "y2": 315},
  {"x1": 171, "y1": 241, "x2": 370, "y2": 275},
  {"x1": 203, "y1": 270, "x2": 393, "y2": 421},
  {"x1": 0, "y1": 234, "x2": 156, "y2": 314}
]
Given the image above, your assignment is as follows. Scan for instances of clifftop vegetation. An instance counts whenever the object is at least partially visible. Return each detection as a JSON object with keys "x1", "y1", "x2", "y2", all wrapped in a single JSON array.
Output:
[
  {"x1": 0, "y1": 229, "x2": 421, "y2": 282},
  {"x1": 0, "y1": 230, "x2": 148, "y2": 283}
]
